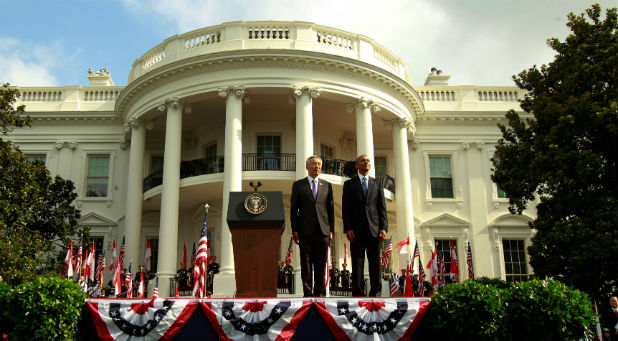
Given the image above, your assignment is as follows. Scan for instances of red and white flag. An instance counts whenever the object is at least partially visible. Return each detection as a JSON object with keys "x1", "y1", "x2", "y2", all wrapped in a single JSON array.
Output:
[
  {"x1": 426, "y1": 246, "x2": 438, "y2": 287},
  {"x1": 118, "y1": 236, "x2": 126, "y2": 273},
  {"x1": 324, "y1": 245, "x2": 331, "y2": 297},
  {"x1": 65, "y1": 240, "x2": 74, "y2": 278},
  {"x1": 113, "y1": 253, "x2": 122, "y2": 296},
  {"x1": 284, "y1": 236, "x2": 294, "y2": 264},
  {"x1": 137, "y1": 271, "x2": 145, "y2": 298},
  {"x1": 450, "y1": 240, "x2": 459, "y2": 283},
  {"x1": 192, "y1": 204, "x2": 209, "y2": 298},
  {"x1": 152, "y1": 278, "x2": 159, "y2": 300},
  {"x1": 144, "y1": 239, "x2": 152, "y2": 272},
  {"x1": 86, "y1": 241, "x2": 96, "y2": 281},
  {"x1": 404, "y1": 259, "x2": 414, "y2": 297},
  {"x1": 344, "y1": 243, "x2": 348, "y2": 266},
  {"x1": 109, "y1": 239, "x2": 116, "y2": 270},
  {"x1": 396, "y1": 236, "x2": 410, "y2": 254},
  {"x1": 437, "y1": 251, "x2": 446, "y2": 288}
]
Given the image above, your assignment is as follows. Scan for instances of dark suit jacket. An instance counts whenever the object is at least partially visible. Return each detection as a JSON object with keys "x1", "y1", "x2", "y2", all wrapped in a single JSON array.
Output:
[
  {"x1": 290, "y1": 177, "x2": 334, "y2": 237},
  {"x1": 602, "y1": 307, "x2": 618, "y2": 338},
  {"x1": 342, "y1": 175, "x2": 388, "y2": 237}
]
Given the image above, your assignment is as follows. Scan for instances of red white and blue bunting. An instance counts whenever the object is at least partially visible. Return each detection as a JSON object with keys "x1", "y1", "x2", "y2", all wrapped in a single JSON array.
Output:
[
  {"x1": 86, "y1": 298, "x2": 429, "y2": 341},
  {"x1": 87, "y1": 298, "x2": 197, "y2": 341},
  {"x1": 315, "y1": 298, "x2": 431, "y2": 341}
]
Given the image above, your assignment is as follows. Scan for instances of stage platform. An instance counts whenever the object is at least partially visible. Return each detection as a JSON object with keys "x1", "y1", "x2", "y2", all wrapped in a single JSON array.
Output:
[{"x1": 83, "y1": 297, "x2": 431, "y2": 341}]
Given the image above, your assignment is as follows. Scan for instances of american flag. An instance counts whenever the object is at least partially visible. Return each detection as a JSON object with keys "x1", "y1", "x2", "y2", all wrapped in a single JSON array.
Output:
[
  {"x1": 381, "y1": 237, "x2": 393, "y2": 269},
  {"x1": 344, "y1": 243, "x2": 348, "y2": 266},
  {"x1": 449, "y1": 240, "x2": 459, "y2": 283},
  {"x1": 64, "y1": 240, "x2": 74, "y2": 278},
  {"x1": 418, "y1": 255, "x2": 426, "y2": 296},
  {"x1": 389, "y1": 272, "x2": 399, "y2": 297},
  {"x1": 75, "y1": 240, "x2": 83, "y2": 277},
  {"x1": 100, "y1": 250, "x2": 106, "y2": 287},
  {"x1": 467, "y1": 241, "x2": 474, "y2": 279},
  {"x1": 437, "y1": 251, "x2": 446, "y2": 288},
  {"x1": 192, "y1": 204, "x2": 209, "y2": 298},
  {"x1": 118, "y1": 236, "x2": 126, "y2": 273},
  {"x1": 181, "y1": 243, "x2": 187, "y2": 270},
  {"x1": 152, "y1": 277, "x2": 159, "y2": 299},
  {"x1": 137, "y1": 271, "x2": 145, "y2": 298},
  {"x1": 284, "y1": 236, "x2": 294, "y2": 263},
  {"x1": 125, "y1": 263, "x2": 133, "y2": 298},
  {"x1": 95, "y1": 251, "x2": 103, "y2": 284},
  {"x1": 109, "y1": 239, "x2": 116, "y2": 270}
]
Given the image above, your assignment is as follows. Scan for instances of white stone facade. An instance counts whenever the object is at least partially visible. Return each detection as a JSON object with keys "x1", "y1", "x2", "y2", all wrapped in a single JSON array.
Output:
[{"x1": 8, "y1": 21, "x2": 536, "y2": 296}]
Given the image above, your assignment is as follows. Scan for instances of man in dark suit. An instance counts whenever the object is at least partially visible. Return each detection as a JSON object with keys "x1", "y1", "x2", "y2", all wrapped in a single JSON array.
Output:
[
  {"x1": 342, "y1": 154, "x2": 388, "y2": 296},
  {"x1": 602, "y1": 296, "x2": 618, "y2": 341},
  {"x1": 290, "y1": 155, "x2": 334, "y2": 297}
]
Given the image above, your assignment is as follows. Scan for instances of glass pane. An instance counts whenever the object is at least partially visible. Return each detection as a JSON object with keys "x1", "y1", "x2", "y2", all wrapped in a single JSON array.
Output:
[
  {"x1": 204, "y1": 144, "x2": 217, "y2": 159},
  {"x1": 88, "y1": 156, "x2": 109, "y2": 177},
  {"x1": 25, "y1": 154, "x2": 46, "y2": 165},
  {"x1": 258, "y1": 136, "x2": 281, "y2": 155},
  {"x1": 151, "y1": 156, "x2": 164, "y2": 173},
  {"x1": 430, "y1": 178, "x2": 454, "y2": 198},
  {"x1": 320, "y1": 144, "x2": 334, "y2": 158},
  {"x1": 429, "y1": 156, "x2": 451, "y2": 177},
  {"x1": 375, "y1": 157, "x2": 387, "y2": 174},
  {"x1": 497, "y1": 186, "x2": 507, "y2": 198}
]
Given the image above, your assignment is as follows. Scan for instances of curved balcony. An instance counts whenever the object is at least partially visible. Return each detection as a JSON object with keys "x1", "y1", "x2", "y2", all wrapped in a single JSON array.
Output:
[
  {"x1": 143, "y1": 154, "x2": 395, "y2": 193},
  {"x1": 128, "y1": 21, "x2": 409, "y2": 84}
]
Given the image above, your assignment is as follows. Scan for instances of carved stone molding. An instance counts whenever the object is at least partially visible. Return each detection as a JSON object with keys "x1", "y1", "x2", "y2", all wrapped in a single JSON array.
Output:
[
  {"x1": 129, "y1": 118, "x2": 143, "y2": 130},
  {"x1": 292, "y1": 86, "x2": 320, "y2": 100},
  {"x1": 384, "y1": 117, "x2": 416, "y2": 135},
  {"x1": 346, "y1": 97, "x2": 382, "y2": 114},
  {"x1": 218, "y1": 86, "x2": 247, "y2": 99},
  {"x1": 157, "y1": 97, "x2": 183, "y2": 112},
  {"x1": 462, "y1": 142, "x2": 471, "y2": 150},
  {"x1": 54, "y1": 141, "x2": 78, "y2": 150}
]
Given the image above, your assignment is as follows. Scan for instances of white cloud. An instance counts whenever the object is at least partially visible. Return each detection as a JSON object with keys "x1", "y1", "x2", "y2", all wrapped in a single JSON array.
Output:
[
  {"x1": 118, "y1": 0, "x2": 618, "y2": 85},
  {"x1": 0, "y1": 37, "x2": 62, "y2": 86}
]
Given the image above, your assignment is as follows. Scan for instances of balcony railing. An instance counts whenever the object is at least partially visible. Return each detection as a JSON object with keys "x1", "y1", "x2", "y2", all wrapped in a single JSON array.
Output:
[{"x1": 143, "y1": 154, "x2": 395, "y2": 193}]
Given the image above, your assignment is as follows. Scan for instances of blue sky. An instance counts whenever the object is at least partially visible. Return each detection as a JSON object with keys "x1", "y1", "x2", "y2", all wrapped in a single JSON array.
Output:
[{"x1": 1, "y1": 0, "x2": 615, "y2": 87}]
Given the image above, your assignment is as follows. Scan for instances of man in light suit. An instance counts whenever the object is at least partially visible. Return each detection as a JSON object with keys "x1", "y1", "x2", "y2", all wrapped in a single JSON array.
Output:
[
  {"x1": 342, "y1": 154, "x2": 388, "y2": 296},
  {"x1": 290, "y1": 156, "x2": 334, "y2": 297}
]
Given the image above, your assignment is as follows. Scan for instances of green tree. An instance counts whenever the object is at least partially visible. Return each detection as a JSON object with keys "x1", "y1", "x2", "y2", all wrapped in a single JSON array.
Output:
[
  {"x1": 0, "y1": 84, "x2": 84, "y2": 285},
  {"x1": 491, "y1": 5, "x2": 617, "y2": 299}
]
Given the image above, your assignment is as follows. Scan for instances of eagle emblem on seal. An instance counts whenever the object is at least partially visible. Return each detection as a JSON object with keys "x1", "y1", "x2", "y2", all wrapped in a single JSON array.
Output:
[{"x1": 244, "y1": 192, "x2": 268, "y2": 215}]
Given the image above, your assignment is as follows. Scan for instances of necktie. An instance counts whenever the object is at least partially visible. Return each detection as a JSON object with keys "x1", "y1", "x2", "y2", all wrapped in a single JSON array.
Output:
[
  {"x1": 312, "y1": 179, "x2": 318, "y2": 200},
  {"x1": 362, "y1": 177, "x2": 368, "y2": 198}
]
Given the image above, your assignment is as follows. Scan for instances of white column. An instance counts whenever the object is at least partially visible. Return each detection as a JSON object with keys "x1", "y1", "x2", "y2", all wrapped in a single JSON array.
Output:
[
  {"x1": 124, "y1": 119, "x2": 146, "y2": 270},
  {"x1": 293, "y1": 86, "x2": 320, "y2": 178},
  {"x1": 213, "y1": 87, "x2": 245, "y2": 297},
  {"x1": 156, "y1": 98, "x2": 183, "y2": 296},
  {"x1": 390, "y1": 118, "x2": 416, "y2": 269},
  {"x1": 349, "y1": 99, "x2": 378, "y2": 177}
]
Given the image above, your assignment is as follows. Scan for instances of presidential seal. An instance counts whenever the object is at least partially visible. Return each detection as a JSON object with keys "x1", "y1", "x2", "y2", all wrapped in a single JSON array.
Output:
[{"x1": 244, "y1": 192, "x2": 268, "y2": 215}]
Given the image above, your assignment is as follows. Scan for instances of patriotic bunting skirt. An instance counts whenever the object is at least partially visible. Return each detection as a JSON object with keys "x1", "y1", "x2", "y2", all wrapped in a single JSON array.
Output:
[{"x1": 85, "y1": 297, "x2": 430, "y2": 341}]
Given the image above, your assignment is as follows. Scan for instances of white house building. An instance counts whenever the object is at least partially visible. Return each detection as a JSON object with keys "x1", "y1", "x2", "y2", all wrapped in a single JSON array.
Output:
[{"x1": 8, "y1": 21, "x2": 536, "y2": 297}]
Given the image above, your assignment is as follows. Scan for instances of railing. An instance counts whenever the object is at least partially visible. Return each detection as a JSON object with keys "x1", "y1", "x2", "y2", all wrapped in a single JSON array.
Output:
[
  {"x1": 418, "y1": 90, "x2": 456, "y2": 101},
  {"x1": 477, "y1": 89, "x2": 519, "y2": 102},
  {"x1": 129, "y1": 21, "x2": 408, "y2": 82},
  {"x1": 19, "y1": 90, "x2": 63, "y2": 102},
  {"x1": 242, "y1": 153, "x2": 296, "y2": 172},
  {"x1": 83, "y1": 89, "x2": 121, "y2": 101},
  {"x1": 143, "y1": 154, "x2": 396, "y2": 194},
  {"x1": 376, "y1": 170, "x2": 395, "y2": 193}
]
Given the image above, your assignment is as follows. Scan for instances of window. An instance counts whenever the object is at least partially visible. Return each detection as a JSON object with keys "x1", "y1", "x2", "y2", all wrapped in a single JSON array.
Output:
[
  {"x1": 257, "y1": 135, "x2": 281, "y2": 170},
  {"x1": 86, "y1": 155, "x2": 110, "y2": 197},
  {"x1": 502, "y1": 239, "x2": 529, "y2": 282},
  {"x1": 375, "y1": 157, "x2": 387, "y2": 175},
  {"x1": 497, "y1": 186, "x2": 507, "y2": 198},
  {"x1": 151, "y1": 156, "x2": 164, "y2": 174},
  {"x1": 148, "y1": 237, "x2": 159, "y2": 274},
  {"x1": 25, "y1": 154, "x2": 46, "y2": 165},
  {"x1": 429, "y1": 156, "x2": 454, "y2": 198},
  {"x1": 435, "y1": 240, "x2": 456, "y2": 284},
  {"x1": 204, "y1": 143, "x2": 217, "y2": 161},
  {"x1": 320, "y1": 144, "x2": 334, "y2": 158}
]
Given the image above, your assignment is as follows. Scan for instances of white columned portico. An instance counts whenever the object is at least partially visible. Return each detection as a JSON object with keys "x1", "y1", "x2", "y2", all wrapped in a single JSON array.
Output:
[
  {"x1": 156, "y1": 98, "x2": 183, "y2": 296},
  {"x1": 214, "y1": 87, "x2": 246, "y2": 297},
  {"x1": 124, "y1": 119, "x2": 146, "y2": 269},
  {"x1": 349, "y1": 99, "x2": 378, "y2": 177},
  {"x1": 389, "y1": 118, "x2": 416, "y2": 269},
  {"x1": 293, "y1": 86, "x2": 320, "y2": 178}
]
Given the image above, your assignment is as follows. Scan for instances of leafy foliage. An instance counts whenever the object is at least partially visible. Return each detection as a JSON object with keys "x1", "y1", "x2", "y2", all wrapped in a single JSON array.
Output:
[
  {"x1": 426, "y1": 280, "x2": 507, "y2": 341},
  {"x1": 505, "y1": 279, "x2": 597, "y2": 341},
  {"x1": 0, "y1": 84, "x2": 84, "y2": 284},
  {"x1": 2, "y1": 276, "x2": 86, "y2": 340},
  {"x1": 427, "y1": 279, "x2": 597, "y2": 341},
  {"x1": 491, "y1": 4, "x2": 618, "y2": 299}
]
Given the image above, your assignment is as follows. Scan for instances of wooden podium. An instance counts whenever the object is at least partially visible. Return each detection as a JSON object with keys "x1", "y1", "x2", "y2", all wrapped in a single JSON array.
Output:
[{"x1": 226, "y1": 191, "x2": 285, "y2": 297}]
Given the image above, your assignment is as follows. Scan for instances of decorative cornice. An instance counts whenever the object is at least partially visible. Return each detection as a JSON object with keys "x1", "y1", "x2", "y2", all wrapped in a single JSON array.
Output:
[
  {"x1": 54, "y1": 141, "x2": 78, "y2": 150},
  {"x1": 218, "y1": 86, "x2": 246, "y2": 99},
  {"x1": 292, "y1": 86, "x2": 320, "y2": 100},
  {"x1": 346, "y1": 98, "x2": 382, "y2": 114}
]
